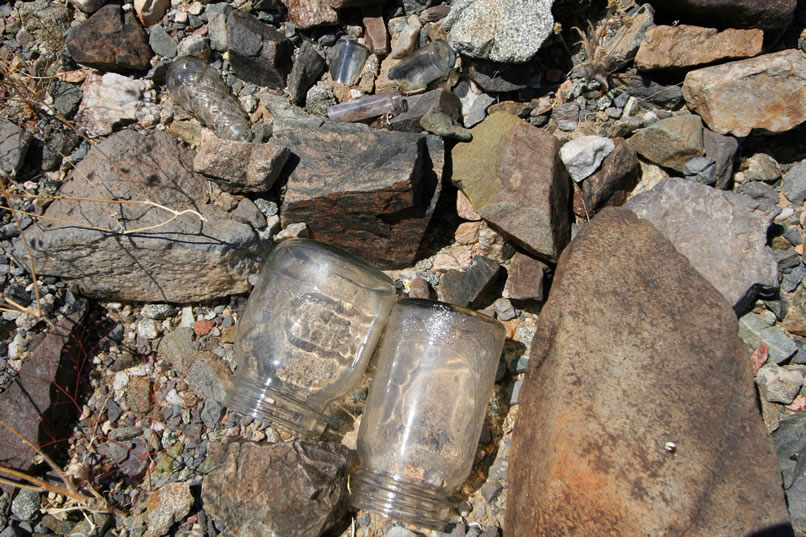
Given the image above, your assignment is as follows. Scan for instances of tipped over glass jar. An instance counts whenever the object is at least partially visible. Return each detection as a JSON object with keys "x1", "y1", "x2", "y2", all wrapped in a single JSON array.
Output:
[
  {"x1": 224, "y1": 239, "x2": 397, "y2": 438},
  {"x1": 350, "y1": 299, "x2": 506, "y2": 530},
  {"x1": 388, "y1": 39, "x2": 457, "y2": 94}
]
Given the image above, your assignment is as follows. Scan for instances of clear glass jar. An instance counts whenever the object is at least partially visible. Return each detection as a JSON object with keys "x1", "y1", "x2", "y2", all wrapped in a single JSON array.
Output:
[
  {"x1": 225, "y1": 239, "x2": 396, "y2": 438},
  {"x1": 351, "y1": 299, "x2": 506, "y2": 530},
  {"x1": 329, "y1": 37, "x2": 370, "y2": 86},
  {"x1": 388, "y1": 39, "x2": 457, "y2": 94},
  {"x1": 327, "y1": 91, "x2": 408, "y2": 122}
]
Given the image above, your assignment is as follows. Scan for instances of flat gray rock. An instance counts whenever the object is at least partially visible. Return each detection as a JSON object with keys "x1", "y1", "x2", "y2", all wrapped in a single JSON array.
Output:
[
  {"x1": 0, "y1": 117, "x2": 32, "y2": 177},
  {"x1": 625, "y1": 177, "x2": 777, "y2": 313},
  {"x1": 19, "y1": 129, "x2": 266, "y2": 303},
  {"x1": 783, "y1": 160, "x2": 806, "y2": 205}
]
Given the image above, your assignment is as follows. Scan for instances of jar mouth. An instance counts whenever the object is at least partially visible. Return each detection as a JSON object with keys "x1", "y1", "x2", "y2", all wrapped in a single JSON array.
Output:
[
  {"x1": 350, "y1": 470, "x2": 461, "y2": 531},
  {"x1": 429, "y1": 40, "x2": 457, "y2": 73},
  {"x1": 224, "y1": 374, "x2": 328, "y2": 439}
]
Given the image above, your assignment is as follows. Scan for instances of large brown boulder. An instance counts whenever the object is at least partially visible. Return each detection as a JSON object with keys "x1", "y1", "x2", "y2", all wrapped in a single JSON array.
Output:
[{"x1": 506, "y1": 208, "x2": 792, "y2": 536}]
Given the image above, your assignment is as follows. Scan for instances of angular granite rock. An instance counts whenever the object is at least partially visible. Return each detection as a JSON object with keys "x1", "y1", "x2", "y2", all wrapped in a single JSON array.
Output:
[
  {"x1": 202, "y1": 440, "x2": 351, "y2": 537},
  {"x1": 194, "y1": 129, "x2": 290, "y2": 193},
  {"x1": 276, "y1": 119, "x2": 443, "y2": 269},
  {"x1": 506, "y1": 207, "x2": 792, "y2": 536},
  {"x1": 625, "y1": 177, "x2": 778, "y2": 313},
  {"x1": 635, "y1": 25, "x2": 763, "y2": 70},
  {"x1": 683, "y1": 50, "x2": 806, "y2": 137},
  {"x1": 452, "y1": 112, "x2": 570, "y2": 262},
  {"x1": 627, "y1": 114, "x2": 704, "y2": 172},
  {"x1": 441, "y1": 0, "x2": 554, "y2": 63},
  {"x1": 20, "y1": 130, "x2": 265, "y2": 303},
  {"x1": 65, "y1": 4, "x2": 153, "y2": 72},
  {"x1": 227, "y1": 9, "x2": 293, "y2": 89}
]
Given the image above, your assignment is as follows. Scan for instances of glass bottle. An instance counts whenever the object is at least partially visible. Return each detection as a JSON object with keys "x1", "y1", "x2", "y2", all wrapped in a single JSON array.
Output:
[
  {"x1": 327, "y1": 91, "x2": 408, "y2": 122},
  {"x1": 388, "y1": 39, "x2": 456, "y2": 94},
  {"x1": 329, "y1": 37, "x2": 370, "y2": 86},
  {"x1": 225, "y1": 239, "x2": 396, "y2": 438},
  {"x1": 351, "y1": 299, "x2": 506, "y2": 530},
  {"x1": 165, "y1": 56, "x2": 251, "y2": 141}
]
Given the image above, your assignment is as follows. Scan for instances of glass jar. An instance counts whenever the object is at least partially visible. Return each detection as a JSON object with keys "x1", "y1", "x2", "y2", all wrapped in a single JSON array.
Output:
[
  {"x1": 224, "y1": 239, "x2": 396, "y2": 438},
  {"x1": 388, "y1": 39, "x2": 457, "y2": 94},
  {"x1": 351, "y1": 299, "x2": 506, "y2": 530},
  {"x1": 165, "y1": 56, "x2": 250, "y2": 141},
  {"x1": 327, "y1": 91, "x2": 408, "y2": 122},
  {"x1": 329, "y1": 37, "x2": 370, "y2": 86}
]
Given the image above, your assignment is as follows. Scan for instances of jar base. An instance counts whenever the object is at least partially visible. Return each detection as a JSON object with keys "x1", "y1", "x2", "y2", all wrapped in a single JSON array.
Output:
[
  {"x1": 224, "y1": 375, "x2": 327, "y2": 439},
  {"x1": 350, "y1": 470, "x2": 460, "y2": 531}
]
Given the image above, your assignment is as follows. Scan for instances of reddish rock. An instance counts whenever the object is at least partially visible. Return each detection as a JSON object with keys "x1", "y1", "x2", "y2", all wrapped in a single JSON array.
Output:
[
  {"x1": 503, "y1": 252, "x2": 548, "y2": 301},
  {"x1": 573, "y1": 138, "x2": 640, "y2": 218},
  {"x1": 635, "y1": 25, "x2": 763, "y2": 70},
  {"x1": 65, "y1": 5, "x2": 153, "y2": 72},
  {"x1": 452, "y1": 112, "x2": 571, "y2": 262},
  {"x1": 0, "y1": 310, "x2": 86, "y2": 491},
  {"x1": 506, "y1": 207, "x2": 791, "y2": 536},
  {"x1": 283, "y1": 0, "x2": 381, "y2": 29},
  {"x1": 194, "y1": 319, "x2": 215, "y2": 337},
  {"x1": 683, "y1": 50, "x2": 806, "y2": 137},
  {"x1": 362, "y1": 5, "x2": 388, "y2": 55},
  {"x1": 276, "y1": 120, "x2": 443, "y2": 269}
]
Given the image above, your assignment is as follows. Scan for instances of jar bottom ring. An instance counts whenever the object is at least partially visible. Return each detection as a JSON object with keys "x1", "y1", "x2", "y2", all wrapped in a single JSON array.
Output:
[
  {"x1": 224, "y1": 376, "x2": 327, "y2": 439},
  {"x1": 350, "y1": 470, "x2": 460, "y2": 531}
]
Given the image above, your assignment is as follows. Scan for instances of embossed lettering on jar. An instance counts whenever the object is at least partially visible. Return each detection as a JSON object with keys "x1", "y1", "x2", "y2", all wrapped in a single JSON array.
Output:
[{"x1": 224, "y1": 239, "x2": 396, "y2": 438}]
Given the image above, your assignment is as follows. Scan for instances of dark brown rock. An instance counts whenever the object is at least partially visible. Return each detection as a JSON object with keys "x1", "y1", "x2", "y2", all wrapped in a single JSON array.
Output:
[
  {"x1": 276, "y1": 120, "x2": 443, "y2": 268},
  {"x1": 506, "y1": 207, "x2": 792, "y2": 536},
  {"x1": 227, "y1": 10, "x2": 293, "y2": 89},
  {"x1": 573, "y1": 138, "x2": 640, "y2": 218},
  {"x1": 287, "y1": 41, "x2": 327, "y2": 105},
  {"x1": 202, "y1": 440, "x2": 352, "y2": 537},
  {"x1": 503, "y1": 252, "x2": 548, "y2": 301},
  {"x1": 20, "y1": 130, "x2": 265, "y2": 302},
  {"x1": 437, "y1": 255, "x2": 500, "y2": 307},
  {"x1": 0, "y1": 309, "x2": 86, "y2": 492},
  {"x1": 647, "y1": 0, "x2": 796, "y2": 39},
  {"x1": 65, "y1": 5, "x2": 153, "y2": 72},
  {"x1": 452, "y1": 112, "x2": 571, "y2": 262}
]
